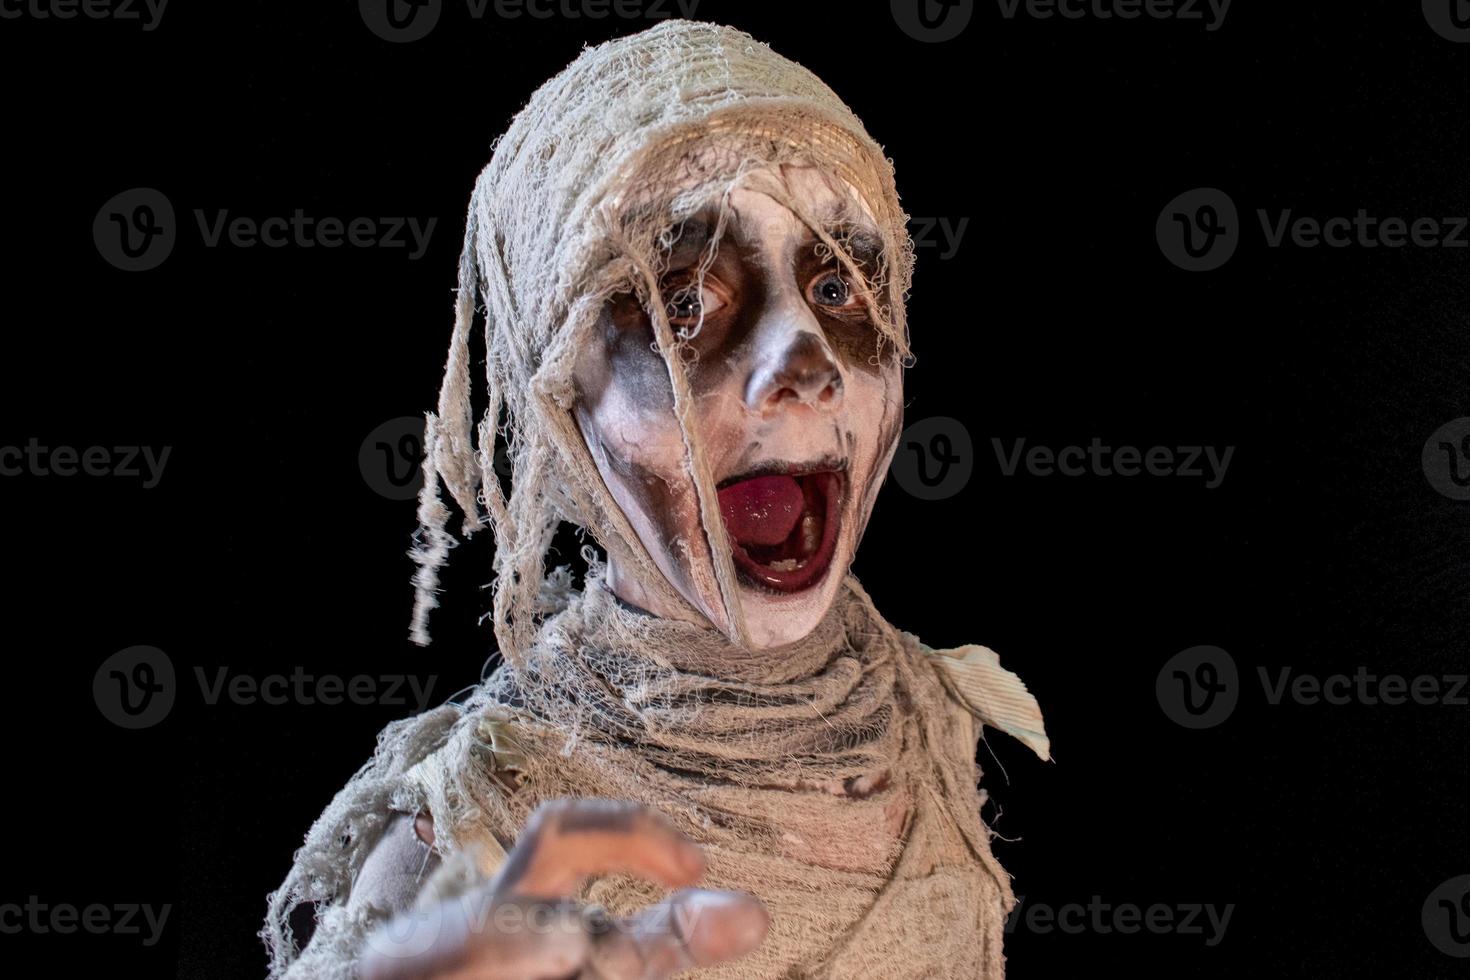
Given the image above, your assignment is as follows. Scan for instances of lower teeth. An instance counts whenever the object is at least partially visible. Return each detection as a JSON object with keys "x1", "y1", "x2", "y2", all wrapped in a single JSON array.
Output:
[{"x1": 769, "y1": 558, "x2": 804, "y2": 572}]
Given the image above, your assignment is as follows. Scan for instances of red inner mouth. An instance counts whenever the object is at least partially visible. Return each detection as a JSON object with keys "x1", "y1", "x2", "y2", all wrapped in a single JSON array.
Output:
[{"x1": 716, "y1": 470, "x2": 843, "y2": 593}]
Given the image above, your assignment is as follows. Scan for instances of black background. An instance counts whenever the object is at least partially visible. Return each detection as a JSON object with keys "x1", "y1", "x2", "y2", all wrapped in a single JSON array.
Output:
[{"x1": 2, "y1": 1, "x2": 1468, "y2": 977}]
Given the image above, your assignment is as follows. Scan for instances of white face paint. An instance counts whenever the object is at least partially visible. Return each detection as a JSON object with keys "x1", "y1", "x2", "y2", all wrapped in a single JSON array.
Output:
[{"x1": 572, "y1": 159, "x2": 905, "y2": 650}]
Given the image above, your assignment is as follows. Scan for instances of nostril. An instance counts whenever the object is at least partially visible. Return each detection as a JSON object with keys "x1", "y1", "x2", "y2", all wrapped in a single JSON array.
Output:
[{"x1": 769, "y1": 385, "x2": 802, "y2": 407}]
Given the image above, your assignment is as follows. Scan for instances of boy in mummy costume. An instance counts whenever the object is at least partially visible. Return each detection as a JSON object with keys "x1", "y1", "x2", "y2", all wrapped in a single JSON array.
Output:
[{"x1": 263, "y1": 20, "x2": 1049, "y2": 980}]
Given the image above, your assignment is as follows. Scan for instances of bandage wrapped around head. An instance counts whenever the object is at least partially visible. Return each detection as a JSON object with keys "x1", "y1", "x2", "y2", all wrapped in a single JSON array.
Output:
[{"x1": 411, "y1": 19, "x2": 915, "y2": 659}]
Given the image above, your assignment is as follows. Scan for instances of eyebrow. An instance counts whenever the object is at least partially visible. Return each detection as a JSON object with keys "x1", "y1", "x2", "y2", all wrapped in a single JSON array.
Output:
[
  {"x1": 657, "y1": 201, "x2": 885, "y2": 270},
  {"x1": 661, "y1": 208, "x2": 717, "y2": 269},
  {"x1": 790, "y1": 199, "x2": 885, "y2": 267},
  {"x1": 828, "y1": 223, "x2": 884, "y2": 266}
]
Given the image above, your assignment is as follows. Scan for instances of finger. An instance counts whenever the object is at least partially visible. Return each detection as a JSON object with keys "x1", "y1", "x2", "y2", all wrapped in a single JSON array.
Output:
[
  {"x1": 494, "y1": 799, "x2": 707, "y2": 899},
  {"x1": 586, "y1": 889, "x2": 769, "y2": 979},
  {"x1": 359, "y1": 893, "x2": 593, "y2": 980}
]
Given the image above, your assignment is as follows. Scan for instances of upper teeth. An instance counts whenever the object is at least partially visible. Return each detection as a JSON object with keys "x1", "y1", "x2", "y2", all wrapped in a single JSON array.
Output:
[{"x1": 800, "y1": 514, "x2": 819, "y2": 553}]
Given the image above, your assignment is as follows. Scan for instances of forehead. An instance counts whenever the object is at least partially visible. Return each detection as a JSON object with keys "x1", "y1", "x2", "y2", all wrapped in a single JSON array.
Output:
[{"x1": 661, "y1": 160, "x2": 883, "y2": 269}]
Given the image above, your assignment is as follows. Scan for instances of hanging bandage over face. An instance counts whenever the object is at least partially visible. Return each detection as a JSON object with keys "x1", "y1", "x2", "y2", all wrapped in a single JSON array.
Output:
[{"x1": 410, "y1": 20, "x2": 915, "y2": 659}]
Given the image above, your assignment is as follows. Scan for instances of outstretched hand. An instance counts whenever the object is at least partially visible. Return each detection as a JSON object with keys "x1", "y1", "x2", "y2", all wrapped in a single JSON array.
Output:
[{"x1": 359, "y1": 799, "x2": 768, "y2": 980}]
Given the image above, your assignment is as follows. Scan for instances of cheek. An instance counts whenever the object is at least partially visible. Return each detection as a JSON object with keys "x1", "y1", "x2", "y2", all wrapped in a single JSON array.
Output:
[
  {"x1": 576, "y1": 356, "x2": 725, "y2": 605},
  {"x1": 688, "y1": 377, "x2": 756, "y2": 470},
  {"x1": 845, "y1": 364, "x2": 903, "y2": 474},
  {"x1": 576, "y1": 311, "x2": 686, "y2": 489},
  {"x1": 580, "y1": 378, "x2": 690, "y2": 525},
  {"x1": 837, "y1": 362, "x2": 903, "y2": 552}
]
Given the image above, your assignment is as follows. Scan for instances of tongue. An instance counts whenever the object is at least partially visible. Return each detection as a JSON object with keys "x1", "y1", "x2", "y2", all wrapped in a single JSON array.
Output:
[{"x1": 717, "y1": 474, "x2": 805, "y2": 548}]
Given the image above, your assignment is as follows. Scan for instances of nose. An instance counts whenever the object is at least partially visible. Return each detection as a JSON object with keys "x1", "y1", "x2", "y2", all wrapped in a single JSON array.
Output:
[{"x1": 746, "y1": 329, "x2": 844, "y2": 413}]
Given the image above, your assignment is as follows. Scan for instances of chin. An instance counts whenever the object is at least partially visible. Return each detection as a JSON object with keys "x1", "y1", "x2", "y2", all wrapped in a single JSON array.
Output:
[{"x1": 732, "y1": 555, "x2": 850, "y2": 649}]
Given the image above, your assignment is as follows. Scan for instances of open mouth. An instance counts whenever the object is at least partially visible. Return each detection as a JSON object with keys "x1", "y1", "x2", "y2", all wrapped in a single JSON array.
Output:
[{"x1": 715, "y1": 463, "x2": 845, "y2": 593}]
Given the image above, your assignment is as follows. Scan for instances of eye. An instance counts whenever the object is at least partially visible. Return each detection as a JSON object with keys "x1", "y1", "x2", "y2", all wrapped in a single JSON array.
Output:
[
  {"x1": 808, "y1": 271, "x2": 861, "y2": 310},
  {"x1": 664, "y1": 279, "x2": 727, "y2": 326}
]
